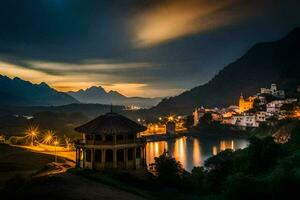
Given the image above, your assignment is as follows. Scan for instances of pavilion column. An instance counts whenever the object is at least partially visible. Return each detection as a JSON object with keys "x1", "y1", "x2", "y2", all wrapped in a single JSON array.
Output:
[
  {"x1": 76, "y1": 148, "x2": 80, "y2": 168},
  {"x1": 83, "y1": 148, "x2": 86, "y2": 168},
  {"x1": 113, "y1": 149, "x2": 117, "y2": 168},
  {"x1": 143, "y1": 146, "x2": 146, "y2": 166},
  {"x1": 133, "y1": 148, "x2": 137, "y2": 169},
  {"x1": 102, "y1": 149, "x2": 106, "y2": 168},
  {"x1": 125, "y1": 148, "x2": 128, "y2": 168},
  {"x1": 101, "y1": 149, "x2": 105, "y2": 163},
  {"x1": 75, "y1": 148, "x2": 78, "y2": 167},
  {"x1": 113, "y1": 135, "x2": 117, "y2": 145},
  {"x1": 91, "y1": 149, "x2": 94, "y2": 169}
]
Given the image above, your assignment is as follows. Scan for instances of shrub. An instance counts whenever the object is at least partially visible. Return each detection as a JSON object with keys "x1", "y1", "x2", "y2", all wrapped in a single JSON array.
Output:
[{"x1": 150, "y1": 151, "x2": 186, "y2": 186}]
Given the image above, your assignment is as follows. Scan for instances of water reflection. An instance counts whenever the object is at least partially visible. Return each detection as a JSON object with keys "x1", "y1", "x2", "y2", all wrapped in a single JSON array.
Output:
[
  {"x1": 193, "y1": 139, "x2": 201, "y2": 167},
  {"x1": 146, "y1": 136, "x2": 248, "y2": 171}
]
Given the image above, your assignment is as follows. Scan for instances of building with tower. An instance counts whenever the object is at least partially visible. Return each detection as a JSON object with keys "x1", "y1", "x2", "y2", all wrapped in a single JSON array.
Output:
[{"x1": 239, "y1": 94, "x2": 256, "y2": 113}]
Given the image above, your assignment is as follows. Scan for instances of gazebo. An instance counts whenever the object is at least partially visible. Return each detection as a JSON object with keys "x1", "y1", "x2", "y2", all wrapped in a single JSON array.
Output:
[{"x1": 74, "y1": 111, "x2": 147, "y2": 170}]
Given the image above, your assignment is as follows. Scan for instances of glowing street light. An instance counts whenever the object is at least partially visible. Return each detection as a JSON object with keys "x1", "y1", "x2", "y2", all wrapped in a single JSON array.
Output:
[
  {"x1": 168, "y1": 116, "x2": 174, "y2": 121},
  {"x1": 25, "y1": 126, "x2": 39, "y2": 146},
  {"x1": 43, "y1": 130, "x2": 54, "y2": 144}
]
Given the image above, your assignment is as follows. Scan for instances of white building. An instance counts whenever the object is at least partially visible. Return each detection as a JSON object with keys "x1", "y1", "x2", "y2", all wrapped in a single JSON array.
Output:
[
  {"x1": 193, "y1": 107, "x2": 205, "y2": 126},
  {"x1": 232, "y1": 113, "x2": 259, "y2": 128},
  {"x1": 255, "y1": 111, "x2": 268, "y2": 122},
  {"x1": 266, "y1": 100, "x2": 284, "y2": 113},
  {"x1": 260, "y1": 84, "x2": 285, "y2": 98}
]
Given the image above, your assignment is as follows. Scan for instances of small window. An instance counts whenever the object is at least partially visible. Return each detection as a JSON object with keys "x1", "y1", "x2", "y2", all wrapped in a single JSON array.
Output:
[
  {"x1": 117, "y1": 135, "x2": 124, "y2": 141},
  {"x1": 128, "y1": 148, "x2": 133, "y2": 161},
  {"x1": 136, "y1": 147, "x2": 141, "y2": 159},
  {"x1": 128, "y1": 135, "x2": 134, "y2": 140},
  {"x1": 105, "y1": 149, "x2": 113, "y2": 162},
  {"x1": 86, "y1": 134, "x2": 92, "y2": 140},
  {"x1": 95, "y1": 135, "x2": 102, "y2": 141},
  {"x1": 105, "y1": 135, "x2": 113, "y2": 141},
  {"x1": 86, "y1": 149, "x2": 92, "y2": 162},
  {"x1": 95, "y1": 149, "x2": 102, "y2": 162}
]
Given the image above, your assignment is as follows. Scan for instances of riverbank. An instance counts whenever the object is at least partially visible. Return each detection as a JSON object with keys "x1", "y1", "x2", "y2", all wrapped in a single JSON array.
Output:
[{"x1": 142, "y1": 128, "x2": 250, "y2": 142}]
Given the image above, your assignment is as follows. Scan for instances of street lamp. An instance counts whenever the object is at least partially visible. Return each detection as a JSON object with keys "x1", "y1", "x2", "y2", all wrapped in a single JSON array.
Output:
[
  {"x1": 43, "y1": 130, "x2": 54, "y2": 144},
  {"x1": 30, "y1": 131, "x2": 36, "y2": 146},
  {"x1": 25, "y1": 126, "x2": 39, "y2": 146},
  {"x1": 53, "y1": 136, "x2": 59, "y2": 163}
]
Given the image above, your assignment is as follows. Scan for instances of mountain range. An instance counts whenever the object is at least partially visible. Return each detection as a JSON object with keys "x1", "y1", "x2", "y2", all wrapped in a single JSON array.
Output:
[
  {"x1": 0, "y1": 75, "x2": 79, "y2": 106},
  {"x1": 67, "y1": 86, "x2": 162, "y2": 107},
  {"x1": 152, "y1": 28, "x2": 300, "y2": 114},
  {"x1": 0, "y1": 75, "x2": 161, "y2": 107}
]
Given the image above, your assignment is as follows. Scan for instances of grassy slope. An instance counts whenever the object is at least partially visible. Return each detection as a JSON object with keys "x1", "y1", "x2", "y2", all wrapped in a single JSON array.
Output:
[
  {"x1": 0, "y1": 144, "x2": 62, "y2": 188},
  {"x1": 0, "y1": 144, "x2": 145, "y2": 200}
]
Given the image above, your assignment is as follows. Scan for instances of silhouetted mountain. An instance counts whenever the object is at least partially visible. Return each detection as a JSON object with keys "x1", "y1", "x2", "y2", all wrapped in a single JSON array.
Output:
[
  {"x1": 0, "y1": 75, "x2": 79, "y2": 106},
  {"x1": 67, "y1": 86, "x2": 162, "y2": 108},
  {"x1": 153, "y1": 28, "x2": 300, "y2": 114}
]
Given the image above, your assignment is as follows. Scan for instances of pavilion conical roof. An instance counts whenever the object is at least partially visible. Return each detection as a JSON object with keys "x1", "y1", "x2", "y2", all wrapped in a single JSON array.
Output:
[{"x1": 75, "y1": 112, "x2": 146, "y2": 135}]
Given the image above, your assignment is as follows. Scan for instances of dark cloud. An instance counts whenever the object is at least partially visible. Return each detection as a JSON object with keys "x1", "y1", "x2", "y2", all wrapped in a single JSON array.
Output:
[{"x1": 0, "y1": 0, "x2": 299, "y2": 96}]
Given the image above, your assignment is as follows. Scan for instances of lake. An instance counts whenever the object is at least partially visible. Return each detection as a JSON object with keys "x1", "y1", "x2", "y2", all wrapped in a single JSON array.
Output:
[{"x1": 145, "y1": 136, "x2": 248, "y2": 171}]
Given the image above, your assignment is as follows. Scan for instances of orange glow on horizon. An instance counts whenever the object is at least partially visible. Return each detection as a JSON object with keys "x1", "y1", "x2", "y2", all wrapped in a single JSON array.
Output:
[{"x1": 0, "y1": 60, "x2": 182, "y2": 97}]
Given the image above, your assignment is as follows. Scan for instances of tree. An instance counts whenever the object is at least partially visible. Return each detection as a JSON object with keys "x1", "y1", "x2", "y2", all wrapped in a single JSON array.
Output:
[
  {"x1": 150, "y1": 151, "x2": 185, "y2": 186},
  {"x1": 247, "y1": 137, "x2": 285, "y2": 174},
  {"x1": 204, "y1": 150, "x2": 235, "y2": 193},
  {"x1": 198, "y1": 113, "x2": 213, "y2": 127}
]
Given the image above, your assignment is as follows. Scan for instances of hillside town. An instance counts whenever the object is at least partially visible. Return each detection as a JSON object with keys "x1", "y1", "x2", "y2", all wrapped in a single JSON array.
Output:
[{"x1": 193, "y1": 84, "x2": 300, "y2": 130}]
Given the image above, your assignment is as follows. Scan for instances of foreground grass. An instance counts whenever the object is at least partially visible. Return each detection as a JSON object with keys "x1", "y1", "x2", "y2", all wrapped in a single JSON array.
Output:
[{"x1": 0, "y1": 144, "x2": 64, "y2": 188}]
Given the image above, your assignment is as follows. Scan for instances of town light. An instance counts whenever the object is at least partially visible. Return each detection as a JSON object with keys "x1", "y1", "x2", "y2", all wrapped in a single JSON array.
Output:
[
  {"x1": 168, "y1": 116, "x2": 174, "y2": 121},
  {"x1": 54, "y1": 140, "x2": 59, "y2": 146},
  {"x1": 43, "y1": 130, "x2": 54, "y2": 144},
  {"x1": 25, "y1": 126, "x2": 39, "y2": 146}
]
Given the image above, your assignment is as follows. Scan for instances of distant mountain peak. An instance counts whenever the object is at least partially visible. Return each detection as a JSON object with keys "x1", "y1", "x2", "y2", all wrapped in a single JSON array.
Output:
[
  {"x1": 0, "y1": 74, "x2": 79, "y2": 106},
  {"x1": 39, "y1": 82, "x2": 50, "y2": 88},
  {"x1": 67, "y1": 85, "x2": 161, "y2": 107}
]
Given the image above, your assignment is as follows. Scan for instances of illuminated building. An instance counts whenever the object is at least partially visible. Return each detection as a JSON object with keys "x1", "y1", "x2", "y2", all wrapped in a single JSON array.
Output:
[
  {"x1": 255, "y1": 111, "x2": 268, "y2": 122},
  {"x1": 75, "y1": 111, "x2": 147, "y2": 170},
  {"x1": 266, "y1": 100, "x2": 284, "y2": 113},
  {"x1": 193, "y1": 107, "x2": 205, "y2": 126},
  {"x1": 260, "y1": 83, "x2": 285, "y2": 98},
  {"x1": 166, "y1": 121, "x2": 176, "y2": 135},
  {"x1": 232, "y1": 113, "x2": 259, "y2": 127},
  {"x1": 239, "y1": 94, "x2": 255, "y2": 113}
]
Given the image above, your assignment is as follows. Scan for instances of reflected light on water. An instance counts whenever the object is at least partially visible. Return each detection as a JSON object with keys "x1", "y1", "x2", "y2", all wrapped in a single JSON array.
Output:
[
  {"x1": 212, "y1": 146, "x2": 218, "y2": 156},
  {"x1": 193, "y1": 139, "x2": 201, "y2": 167},
  {"x1": 220, "y1": 140, "x2": 235, "y2": 151},
  {"x1": 146, "y1": 137, "x2": 248, "y2": 171},
  {"x1": 173, "y1": 137, "x2": 187, "y2": 168},
  {"x1": 146, "y1": 141, "x2": 168, "y2": 165}
]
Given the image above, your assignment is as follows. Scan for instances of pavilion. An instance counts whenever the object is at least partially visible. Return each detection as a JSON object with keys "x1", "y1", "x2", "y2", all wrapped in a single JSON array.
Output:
[{"x1": 74, "y1": 111, "x2": 147, "y2": 170}]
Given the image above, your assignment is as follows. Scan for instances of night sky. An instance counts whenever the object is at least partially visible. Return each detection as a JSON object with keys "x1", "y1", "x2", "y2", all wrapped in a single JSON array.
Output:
[{"x1": 0, "y1": 0, "x2": 299, "y2": 97}]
